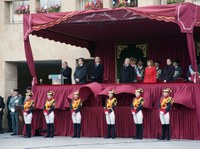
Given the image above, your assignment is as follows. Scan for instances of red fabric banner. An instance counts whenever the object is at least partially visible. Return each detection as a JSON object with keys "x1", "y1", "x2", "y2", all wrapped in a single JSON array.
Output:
[{"x1": 27, "y1": 83, "x2": 200, "y2": 139}]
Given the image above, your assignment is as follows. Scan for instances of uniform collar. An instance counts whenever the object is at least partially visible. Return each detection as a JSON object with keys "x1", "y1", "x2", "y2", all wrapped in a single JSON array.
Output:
[{"x1": 135, "y1": 96, "x2": 142, "y2": 99}]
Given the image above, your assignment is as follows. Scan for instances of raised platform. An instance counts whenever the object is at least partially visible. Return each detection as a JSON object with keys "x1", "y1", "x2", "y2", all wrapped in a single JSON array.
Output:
[{"x1": 29, "y1": 83, "x2": 200, "y2": 140}]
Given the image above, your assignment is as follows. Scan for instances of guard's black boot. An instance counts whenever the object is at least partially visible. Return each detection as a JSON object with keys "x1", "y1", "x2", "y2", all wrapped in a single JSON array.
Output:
[
  {"x1": 72, "y1": 124, "x2": 77, "y2": 138},
  {"x1": 45, "y1": 124, "x2": 51, "y2": 138},
  {"x1": 138, "y1": 124, "x2": 143, "y2": 140},
  {"x1": 166, "y1": 124, "x2": 170, "y2": 140},
  {"x1": 50, "y1": 123, "x2": 54, "y2": 138},
  {"x1": 27, "y1": 124, "x2": 31, "y2": 138},
  {"x1": 77, "y1": 124, "x2": 81, "y2": 138},
  {"x1": 158, "y1": 125, "x2": 166, "y2": 140},
  {"x1": 133, "y1": 124, "x2": 139, "y2": 139},
  {"x1": 24, "y1": 124, "x2": 29, "y2": 138},
  {"x1": 105, "y1": 124, "x2": 111, "y2": 138},
  {"x1": 111, "y1": 125, "x2": 116, "y2": 139}
]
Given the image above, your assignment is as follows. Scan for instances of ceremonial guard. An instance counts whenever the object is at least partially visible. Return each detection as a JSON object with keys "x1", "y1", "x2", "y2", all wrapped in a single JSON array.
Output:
[
  {"x1": 70, "y1": 91, "x2": 82, "y2": 138},
  {"x1": 104, "y1": 90, "x2": 117, "y2": 139},
  {"x1": 131, "y1": 89, "x2": 144, "y2": 139},
  {"x1": 23, "y1": 92, "x2": 34, "y2": 138},
  {"x1": 159, "y1": 88, "x2": 173, "y2": 140},
  {"x1": 43, "y1": 91, "x2": 56, "y2": 138}
]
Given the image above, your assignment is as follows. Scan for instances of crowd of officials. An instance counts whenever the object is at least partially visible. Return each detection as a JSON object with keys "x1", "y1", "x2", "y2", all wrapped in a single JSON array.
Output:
[{"x1": 61, "y1": 56, "x2": 199, "y2": 84}]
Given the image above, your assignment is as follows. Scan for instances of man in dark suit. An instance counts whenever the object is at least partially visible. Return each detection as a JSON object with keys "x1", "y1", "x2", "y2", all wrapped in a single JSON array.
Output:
[
  {"x1": 91, "y1": 57, "x2": 104, "y2": 83},
  {"x1": 173, "y1": 61, "x2": 182, "y2": 81},
  {"x1": 7, "y1": 89, "x2": 14, "y2": 132},
  {"x1": 74, "y1": 58, "x2": 88, "y2": 84},
  {"x1": 162, "y1": 58, "x2": 175, "y2": 82},
  {"x1": 120, "y1": 58, "x2": 134, "y2": 83},
  {"x1": 0, "y1": 96, "x2": 5, "y2": 133},
  {"x1": 61, "y1": 61, "x2": 72, "y2": 84}
]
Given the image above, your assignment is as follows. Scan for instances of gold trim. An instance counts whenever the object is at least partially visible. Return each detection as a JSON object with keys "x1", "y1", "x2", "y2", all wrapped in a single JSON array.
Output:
[{"x1": 136, "y1": 44, "x2": 147, "y2": 58}]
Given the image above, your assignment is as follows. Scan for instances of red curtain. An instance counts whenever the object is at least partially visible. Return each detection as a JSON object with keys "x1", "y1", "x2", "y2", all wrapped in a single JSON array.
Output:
[
  {"x1": 148, "y1": 38, "x2": 190, "y2": 78},
  {"x1": 186, "y1": 33, "x2": 198, "y2": 78},
  {"x1": 23, "y1": 15, "x2": 38, "y2": 85},
  {"x1": 94, "y1": 42, "x2": 116, "y2": 83},
  {"x1": 28, "y1": 83, "x2": 200, "y2": 139},
  {"x1": 24, "y1": 38, "x2": 38, "y2": 85}
]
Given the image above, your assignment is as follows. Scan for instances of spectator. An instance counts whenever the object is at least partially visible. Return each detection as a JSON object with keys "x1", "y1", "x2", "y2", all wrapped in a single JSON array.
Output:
[
  {"x1": 120, "y1": 58, "x2": 134, "y2": 83},
  {"x1": 143, "y1": 60, "x2": 157, "y2": 83},
  {"x1": 74, "y1": 58, "x2": 88, "y2": 84},
  {"x1": 9, "y1": 89, "x2": 23, "y2": 135},
  {"x1": 7, "y1": 89, "x2": 14, "y2": 132},
  {"x1": 91, "y1": 56, "x2": 104, "y2": 83},
  {"x1": 136, "y1": 60, "x2": 144, "y2": 81},
  {"x1": 173, "y1": 61, "x2": 182, "y2": 81},
  {"x1": 60, "y1": 61, "x2": 72, "y2": 84},
  {"x1": 154, "y1": 61, "x2": 162, "y2": 79},
  {"x1": 162, "y1": 58, "x2": 175, "y2": 83},
  {"x1": 130, "y1": 57, "x2": 137, "y2": 82},
  {"x1": 0, "y1": 96, "x2": 5, "y2": 133}
]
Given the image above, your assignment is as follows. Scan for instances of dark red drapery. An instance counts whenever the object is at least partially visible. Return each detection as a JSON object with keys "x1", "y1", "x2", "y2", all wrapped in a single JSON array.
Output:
[
  {"x1": 94, "y1": 42, "x2": 116, "y2": 83},
  {"x1": 148, "y1": 38, "x2": 190, "y2": 77},
  {"x1": 26, "y1": 83, "x2": 200, "y2": 139}
]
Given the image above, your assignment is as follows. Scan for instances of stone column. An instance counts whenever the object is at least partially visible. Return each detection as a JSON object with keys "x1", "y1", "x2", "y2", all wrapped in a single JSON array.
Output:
[
  {"x1": 138, "y1": 0, "x2": 161, "y2": 6},
  {"x1": 0, "y1": 62, "x2": 18, "y2": 130},
  {"x1": 103, "y1": 0, "x2": 113, "y2": 8},
  {"x1": 185, "y1": 0, "x2": 194, "y2": 3},
  {"x1": 61, "y1": 0, "x2": 79, "y2": 12},
  {"x1": 29, "y1": 0, "x2": 40, "y2": 13}
]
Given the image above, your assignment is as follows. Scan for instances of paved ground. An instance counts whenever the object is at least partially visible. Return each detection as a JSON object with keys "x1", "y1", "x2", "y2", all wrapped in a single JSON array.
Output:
[{"x1": 0, "y1": 133, "x2": 199, "y2": 149}]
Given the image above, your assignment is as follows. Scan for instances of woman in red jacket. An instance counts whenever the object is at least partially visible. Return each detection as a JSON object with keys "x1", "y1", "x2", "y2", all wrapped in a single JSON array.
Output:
[{"x1": 143, "y1": 60, "x2": 157, "y2": 83}]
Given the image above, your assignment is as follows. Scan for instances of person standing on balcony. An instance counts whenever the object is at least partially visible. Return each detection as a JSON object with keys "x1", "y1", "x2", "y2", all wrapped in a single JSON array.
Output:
[
  {"x1": 104, "y1": 90, "x2": 117, "y2": 139},
  {"x1": 60, "y1": 61, "x2": 72, "y2": 84},
  {"x1": 143, "y1": 60, "x2": 157, "y2": 83},
  {"x1": 154, "y1": 61, "x2": 162, "y2": 80},
  {"x1": 136, "y1": 60, "x2": 144, "y2": 81},
  {"x1": 74, "y1": 58, "x2": 88, "y2": 84},
  {"x1": 172, "y1": 61, "x2": 182, "y2": 81},
  {"x1": 90, "y1": 56, "x2": 104, "y2": 83},
  {"x1": 120, "y1": 58, "x2": 134, "y2": 83},
  {"x1": 162, "y1": 58, "x2": 175, "y2": 83},
  {"x1": 130, "y1": 57, "x2": 137, "y2": 82}
]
